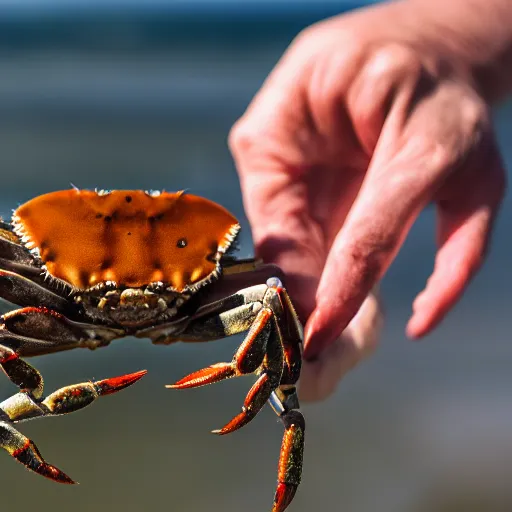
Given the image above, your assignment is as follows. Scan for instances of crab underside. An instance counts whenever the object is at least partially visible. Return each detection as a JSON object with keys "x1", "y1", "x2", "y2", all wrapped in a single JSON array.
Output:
[{"x1": 0, "y1": 190, "x2": 305, "y2": 512}]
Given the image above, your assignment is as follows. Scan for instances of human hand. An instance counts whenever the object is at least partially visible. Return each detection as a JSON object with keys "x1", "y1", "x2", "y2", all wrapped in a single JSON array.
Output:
[{"x1": 229, "y1": 1, "x2": 507, "y2": 391}]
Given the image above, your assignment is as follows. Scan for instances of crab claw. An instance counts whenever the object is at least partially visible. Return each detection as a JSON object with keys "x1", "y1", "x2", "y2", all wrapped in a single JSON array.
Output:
[
  {"x1": 0, "y1": 422, "x2": 75, "y2": 484},
  {"x1": 166, "y1": 363, "x2": 235, "y2": 389},
  {"x1": 94, "y1": 369, "x2": 148, "y2": 396},
  {"x1": 273, "y1": 483, "x2": 297, "y2": 512},
  {"x1": 42, "y1": 370, "x2": 147, "y2": 416},
  {"x1": 272, "y1": 411, "x2": 305, "y2": 512},
  {"x1": 212, "y1": 372, "x2": 273, "y2": 435}
]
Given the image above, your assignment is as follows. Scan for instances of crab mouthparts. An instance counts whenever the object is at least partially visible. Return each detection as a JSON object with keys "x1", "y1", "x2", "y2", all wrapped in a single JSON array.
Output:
[
  {"x1": 94, "y1": 287, "x2": 170, "y2": 311},
  {"x1": 119, "y1": 288, "x2": 148, "y2": 307}
]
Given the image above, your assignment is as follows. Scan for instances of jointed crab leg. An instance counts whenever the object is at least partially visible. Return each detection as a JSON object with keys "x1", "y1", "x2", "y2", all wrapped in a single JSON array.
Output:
[
  {"x1": 168, "y1": 306, "x2": 273, "y2": 389},
  {"x1": 0, "y1": 341, "x2": 146, "y2": 482},
  {"x1": 0, "y1": 269, "x2": 72, "y2": 313},
  {"x1": 213, "y1": 315, "x2": 284, "y2": 435},
  {"x1": 167, "y1": 277, "x2": 304, "y2": 512},
  {"x1": 271, "y1": 408, "x2": 305, "y2": 512},
  {"x1": 269, "y1": 282, "x2": 305, "y2": 512},
  {"x1": 0, "y1": 421, "x2": 75, "y2": 483},
  {"x1": 0, "y1": 367, "x2": 146, "y2": 482},
  {"x1": 0, "y1": 367, "x2": 147, "y2": 424},
  {"x1": 0, "y1": 306, "x2": 124, "y2": 358},
  {"x1": 0, "y1": 344, "x2": 44, "y2": 398},
  {"x1": 169, "y1": 281, "x2": 291, "y2": 432},
  {"x1": 168, "y1": 305, "x2": 286, "y2": 434}
]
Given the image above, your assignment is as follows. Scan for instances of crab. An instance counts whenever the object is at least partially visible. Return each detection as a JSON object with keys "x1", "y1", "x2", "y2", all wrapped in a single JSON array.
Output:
[{"x1": 0, "y1": 188, "x2": 305, "y2": 512}]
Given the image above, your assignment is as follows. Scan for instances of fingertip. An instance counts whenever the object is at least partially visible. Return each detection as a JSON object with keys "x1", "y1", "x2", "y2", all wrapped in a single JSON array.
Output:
[
  {"x1": 303, "y1": 281, "x2": 372, "y2": 360},
  {"x1": 406, "y1": 279, "x2": 459, "y2": 340},
  {"x1": 303, "y1": 308, "x2": 341, "y2": 361},
  {"x1": 406, "y1": 291, "x2": 432, "y2": 339},
  {"x1": 405, "y1": 314, "x2": 429, "y2": 340},
  {"x1": 411, "y1": 288, "x2": 450, "y2": 339}
]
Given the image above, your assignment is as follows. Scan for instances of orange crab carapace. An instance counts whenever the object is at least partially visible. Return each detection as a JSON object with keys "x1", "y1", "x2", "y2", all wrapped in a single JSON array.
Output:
[
  {"x1": 15, "y1": 189, "x2": 239, "y2": 289},
  {"x1": 0, "y1": 189, "x2": 305, "y2": 512}
]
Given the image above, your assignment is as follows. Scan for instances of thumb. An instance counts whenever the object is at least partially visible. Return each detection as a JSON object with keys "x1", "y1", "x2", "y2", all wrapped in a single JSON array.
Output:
[{"x1": 299, "y1": 287, "x2": 383, "y2": 402}]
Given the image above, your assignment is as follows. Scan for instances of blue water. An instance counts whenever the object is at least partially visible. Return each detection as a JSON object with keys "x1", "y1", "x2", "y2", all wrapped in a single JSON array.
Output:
[{"x1": 0, "y1": 4, "x2": 511, "y2": 512}]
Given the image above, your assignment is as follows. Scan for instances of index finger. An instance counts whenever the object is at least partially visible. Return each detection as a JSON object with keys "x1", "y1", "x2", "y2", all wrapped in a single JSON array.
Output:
[{"x1": 303, "y1": 85, "x2": 482, "y2": 359}]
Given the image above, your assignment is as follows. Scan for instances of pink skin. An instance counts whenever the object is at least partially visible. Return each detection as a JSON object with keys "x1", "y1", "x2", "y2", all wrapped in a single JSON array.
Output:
[{"x1": 230, "y1": 0, "x2": 511, "y2": 362}]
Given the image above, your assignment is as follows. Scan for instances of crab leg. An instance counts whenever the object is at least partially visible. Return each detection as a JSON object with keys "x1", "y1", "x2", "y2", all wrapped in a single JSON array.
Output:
[
  {"x1": 168, "y1": 302, "x2": 286, "y2": 434},
  {"x1": 268, "y1": 331, "x2": 304, "y2": 512},
  {"x1": 168, "y1": 305, "x2": 282, "y2": 433},
  {"x1": 0, "y1": 365, "x2": 146, "y2": 482},
  {"x1": 0, "y1": 421, "x2": 75, "y2": 483},
  {"x1": 0, "y1": 344, "x2": 44, "y2": 397},
  {"x1": 0, "y1": 306, "x2": 124, "y2": 358},
  {"x1": 1, "y1": 339, "x2": 145, "y2": 423},
  {"x1": 0, "y1": 369, "x2": 147, "y2": 423},
  {"x1": 169, "y1": 279, "x2": 301, "y2": 432},
  {"x1": 270, "y1": 408, "x2": 305, "y2": 512},
  {"x1": 0, "y1": 269, "x2": 72, "y2": 313},
  {"x1": 269, "y1": 282, "x2": 303, "y2": 386},
  {"x1": 268, "y1": 284, "x2": 305, "y2": 512},
  {"x1": 165, "y1": 277, "x2": 304, "y2": 512},
  {"x1": 0, "y1": 310, "x2": 144, "y2": 484},
  {"x1": 168, "y1": 305, "x2": 272, "y2": 389},
  {"x1": 212, "y1": 316, "x2": 284, "y2": 435}
]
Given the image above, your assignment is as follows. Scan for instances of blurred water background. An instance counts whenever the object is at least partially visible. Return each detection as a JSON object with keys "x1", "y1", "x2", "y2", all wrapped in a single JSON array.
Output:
[{"x1": 0, "y1": 1, "x2": 511, "y2": 511}]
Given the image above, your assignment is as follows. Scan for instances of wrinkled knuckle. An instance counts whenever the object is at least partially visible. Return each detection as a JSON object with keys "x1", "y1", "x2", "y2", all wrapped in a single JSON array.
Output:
[
  {"x1": 364, "y1": 43, "x2": 422, "y2": 83},
  {"x1": 429, "y1": 140, "x2": 459, "y2": 174},
  {"x1": 228, "y1": 118, "x2": 259, "y2": 157},
  {"x1": 461, "y1": 95, "x2": 490, "y2": 134},
  {"x1": 399, "y1": 136, "x2": 457, "y2": 177}
]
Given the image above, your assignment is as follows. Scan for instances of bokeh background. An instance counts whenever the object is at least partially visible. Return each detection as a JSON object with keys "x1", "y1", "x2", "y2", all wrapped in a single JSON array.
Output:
[{"x1": 0, "y1": 1, "x2": 511, "y2": 511}]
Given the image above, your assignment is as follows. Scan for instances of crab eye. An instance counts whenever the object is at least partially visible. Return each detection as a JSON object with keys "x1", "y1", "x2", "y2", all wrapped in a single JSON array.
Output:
[{"x1": 177, "y1": 238, "x2": 187, "y2": 248}]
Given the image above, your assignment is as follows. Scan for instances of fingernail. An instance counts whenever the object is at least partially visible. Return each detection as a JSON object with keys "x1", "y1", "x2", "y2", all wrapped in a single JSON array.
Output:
[{"x1": 303, "y1": 309, "x2": 336, "y2": 361}]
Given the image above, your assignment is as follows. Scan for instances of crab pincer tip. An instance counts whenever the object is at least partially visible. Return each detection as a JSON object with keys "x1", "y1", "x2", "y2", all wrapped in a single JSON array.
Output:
[
  {"x1": 211, "y1": 411, "x2": 249, "y2": 436},
  {"x1": 94, "y1": 369, "x2": 148, "y2": 396},
  {"x1": 42, "y1": 465, "x2": 78, "y2": 485},
  {"x1": 12, "y1": 439, "x2": 77, "y2": 485},
  {"x1": 272, "y1": 482, "x2": 297, "y2": 512},
  {"x1": 211, "y1": 427, "x2": 232, "y2": 436}
]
